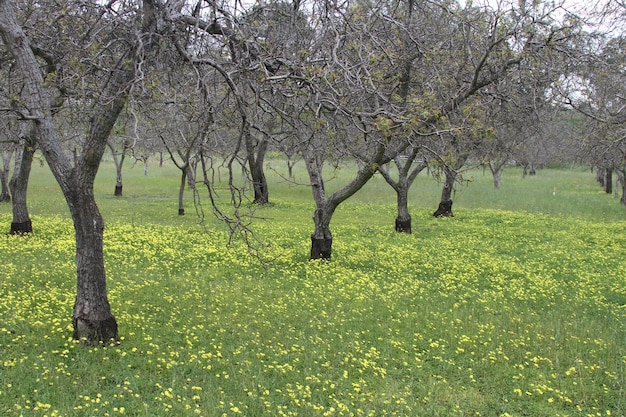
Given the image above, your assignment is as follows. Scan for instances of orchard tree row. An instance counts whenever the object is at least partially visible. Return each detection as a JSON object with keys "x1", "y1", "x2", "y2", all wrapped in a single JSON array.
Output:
[{"x1": 0, "y1": 0, "x2": 624, "y2": 344}]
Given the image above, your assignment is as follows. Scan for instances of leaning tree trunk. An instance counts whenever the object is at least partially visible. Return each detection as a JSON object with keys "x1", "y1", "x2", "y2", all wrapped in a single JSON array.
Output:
[
  {"x1": 433, "y1": 168, "x2": 456, "y2": 217},
  {"x1": 9, "y1": 142, "x2": 34, "y2": 234},
  {"x1": 1, "y1": 149, "x2": 13, "y2": 202}
]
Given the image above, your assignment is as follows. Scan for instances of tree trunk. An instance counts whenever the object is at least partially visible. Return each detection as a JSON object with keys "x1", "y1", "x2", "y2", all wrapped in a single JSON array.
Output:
[
  {"x1": 604, "y1": 168, "x2": 612, "y2": 194},
  {"x1": 395, "y1": 182, "x2": 411, "y2": 233},
  {"x1": 310, "y1": 206, "x2": 333, "y2": 260},
  {"x1": 433, "y1": 168, "x2": 456, "y2": 217},
  {"x1": 246, "y1": 130, "x2": 269, "y2": 205},
  {"x1": 616, "y1": 169, "x2": 626, "y2": 206},
  {"x1": 1, "y1": 149, "x2": 13, "y2": 203},
  {"x1": 9, "y1": 141, "x2": 34, "y2": 234},
  {"x1": 178, "y1": 165, "x2": 188, "y2": 215},
  {"x1": 67, "y1": 188, "x2": 118, "y2": 344},
  {"x1": 108, "y1": 142, "x2": 127, "y2": 197},
  {"x1": 306, "y1": 150, "x2": 333, "y2": 259},
  {"x1": 489, "y1": 160, "x2": 504, "y2": 189}
]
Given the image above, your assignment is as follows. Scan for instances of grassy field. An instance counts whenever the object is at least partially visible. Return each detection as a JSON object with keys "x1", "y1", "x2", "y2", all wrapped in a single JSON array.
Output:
[{"x1": 1, "y1": 158, "x2": 625, "y2": 417}]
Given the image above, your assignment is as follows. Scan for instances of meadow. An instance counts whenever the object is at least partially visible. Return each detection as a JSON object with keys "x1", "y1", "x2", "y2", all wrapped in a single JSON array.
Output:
[{"x1": 1, "y1": 158, "x2": 625, "y2": 417}]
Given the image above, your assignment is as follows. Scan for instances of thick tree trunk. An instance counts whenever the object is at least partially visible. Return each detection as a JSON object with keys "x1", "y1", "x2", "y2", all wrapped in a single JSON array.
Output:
[
  {"x1": 247, "y1": 131, "x2": 269, "y2": 205},
  {"x1": 311, "y1": 206, "x2": 333, "y2": 260},
  {"x1": 9, "y1": 143, "x2": 34, "y2": 234},
  {"x1": 395, "y1": 183, "x2": 411, "y2": 233},
  {"x1": 434, "y1": 168, "x2": 456, "y2": 217},
  {"x1": 1, "y1": 149, "x2": 13, "y2": 203},
  {"x1": 67, "y1": 188, "x2": 118, "y2": 344}
]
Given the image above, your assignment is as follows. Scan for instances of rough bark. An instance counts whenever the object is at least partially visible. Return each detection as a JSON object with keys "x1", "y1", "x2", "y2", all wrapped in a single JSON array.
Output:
[
  {"x1": 433, "y1": 200, "x2": 454, "y2": 217},
  {"x1": 433, "y1": 167, "x2": 457, "y2": 217},
  {"x1": 489, "y1": 159, "x2": 504, "y2": 189},
  {"x1": 246, "y1": 129, "x2": 269, "y2": 205},
  {"x1": 178, "y1": 165, "x2": 188, "y2": 215},
  {"x1": 395, "y1": 186, "x2": 412, "y2": 233},
  {"x1": 310, "y1": 205, "x2": 333, "y2": 259},
  {"x1": 67, "y1": 187, "x2": 118, "y2": 343},
  {"x1": 9, "y1": 141, "x2": 34, "y2": 234},
  {"x1": 108, "y1": 141, "x2": 127, "y2": 197},
  {"x1": 604, "y1": 168, "x2": 612, "y2": 194},
  {"x1": 1, "y1": 149, "x2": 13, "y2": 203}
]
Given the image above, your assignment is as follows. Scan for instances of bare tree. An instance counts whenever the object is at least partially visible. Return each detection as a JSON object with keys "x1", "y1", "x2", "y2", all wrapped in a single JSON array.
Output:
[{"x1": 0, "y1": 0, "x2": 162, "y2": 343}]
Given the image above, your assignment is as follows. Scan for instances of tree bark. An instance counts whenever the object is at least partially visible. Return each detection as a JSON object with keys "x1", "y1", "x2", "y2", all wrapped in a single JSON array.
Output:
[
  {"x1": 108, "y1": 141, "x2": 128, "y2": 197},
  {"x1": 395, "y1": 184, "x2": 412, "y2": 233},
  {"x1": 433, "y1": 167, "x2": 457, "y2": 217},
  {"x1": 604, "y1": 168, "x2": 612, "y2": 194},
  {"x1": 1, "y1": 149, "x2": 13, "y2": 203},
  {"x1": 178, "y1": 164, "x2": 188, "y2": 215},
  {"x1": 489, "y1": 159, "x2": 504, "y2": 189},
  {"x1": 9, "y1": 140, "x2": 34, "y2": 234},
  {"x1": 310, "y1": 206, "x2": 333, "y2": 260},
  {"x1": 246, "y1": 128, "x2": 269, "y2": 205},
  {"x1": 64, "y1": 186, "x2": 118, "y2": 343},
  {"x1": 616, "y1": 169, "x2": 626, "y2": 206}
]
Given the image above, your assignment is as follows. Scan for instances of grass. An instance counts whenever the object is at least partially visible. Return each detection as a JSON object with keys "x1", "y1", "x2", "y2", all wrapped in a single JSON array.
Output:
[{"x1": 1, "y1": 158, "x2": 625, "y2": 417}]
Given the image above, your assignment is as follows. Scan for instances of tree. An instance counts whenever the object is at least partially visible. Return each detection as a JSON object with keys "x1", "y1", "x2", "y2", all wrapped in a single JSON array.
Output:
[
  {"x1": 0, "y1": 0, "x2": 162, "y2": 343},
  {"x1": 379, "y1": 148, "x2": 430, "y2": 233},
  {"x1": 292, "y1": 0, "x2": 577, "y2": 255}
]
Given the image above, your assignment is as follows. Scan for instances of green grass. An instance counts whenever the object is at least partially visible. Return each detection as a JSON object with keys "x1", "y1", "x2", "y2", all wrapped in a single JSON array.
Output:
[{"x1": 1, "y1": 158, "x2": 625, "y2": 416}]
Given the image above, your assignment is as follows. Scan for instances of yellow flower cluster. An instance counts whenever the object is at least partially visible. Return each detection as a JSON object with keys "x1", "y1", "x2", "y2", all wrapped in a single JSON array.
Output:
[{"x1": 0, "y1": 208, "x2": 624, "y2": 416}]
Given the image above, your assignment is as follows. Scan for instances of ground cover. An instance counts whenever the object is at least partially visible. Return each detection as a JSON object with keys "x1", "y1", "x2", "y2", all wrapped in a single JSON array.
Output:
[{"x1": 0, "y1": 161, "x2": 625, "y2": 416}]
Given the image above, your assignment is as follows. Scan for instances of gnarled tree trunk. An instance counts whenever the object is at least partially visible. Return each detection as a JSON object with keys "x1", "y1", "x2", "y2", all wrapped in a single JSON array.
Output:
[
  {"x1": 395, "y1": 183, "x2": 411, "y2": 233},
  {"x1": 66, "y1": 186, "x2": 117, "y2": 343},
  {"x1": 433, "y1": 167, "x2": 457, "y2": 217},
  {"x1": 246, "y1": 128, "x2": 269, "y2": 205}
]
